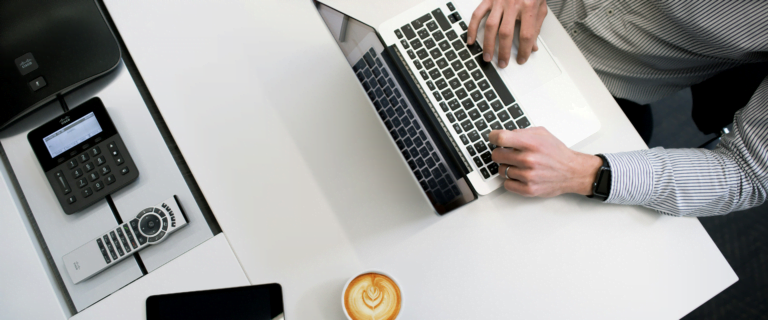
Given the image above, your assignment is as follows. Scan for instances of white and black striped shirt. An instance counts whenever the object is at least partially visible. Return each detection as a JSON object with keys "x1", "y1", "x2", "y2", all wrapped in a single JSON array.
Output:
[{"x1": 547, "y1": 0, "x2": 768, "y2": 216}]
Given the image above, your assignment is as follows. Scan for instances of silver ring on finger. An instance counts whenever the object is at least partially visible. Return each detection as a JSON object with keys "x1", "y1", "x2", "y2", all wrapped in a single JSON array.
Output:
[{"x1": 505, "y1": 165, "x2": 512, "y2": 180}]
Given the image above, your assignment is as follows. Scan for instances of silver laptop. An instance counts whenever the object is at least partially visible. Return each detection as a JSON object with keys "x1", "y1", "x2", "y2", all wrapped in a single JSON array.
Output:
[{"x1": 316, "y1": 0, "x2": 599, "y2": 214}]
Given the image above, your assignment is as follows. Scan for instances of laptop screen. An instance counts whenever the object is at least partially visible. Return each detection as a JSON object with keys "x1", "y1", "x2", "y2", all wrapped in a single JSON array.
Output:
[{"x1": 316, "y1": 3, "x2": 475, "y2": 214}]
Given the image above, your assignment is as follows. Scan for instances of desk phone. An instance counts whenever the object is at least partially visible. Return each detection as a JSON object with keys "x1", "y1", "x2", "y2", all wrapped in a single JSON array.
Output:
[{"x1": 28, "y1": 97, "x2": 139, "y2": 214}]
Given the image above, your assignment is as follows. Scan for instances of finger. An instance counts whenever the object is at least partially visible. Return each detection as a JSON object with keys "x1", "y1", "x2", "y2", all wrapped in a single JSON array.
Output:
[
  {"x1": 482, "y1": 1, "x2": 504, "y2": 62},
  {"x1": 531, "y1": 2, "x2": 547, "y2": 53},
  {"x1": 468, "y1": 0, "x2": 492, "y2": 45},
  {"x1": 533, "y1": 43, "x2": 539, "y2": 52},
  {"x1": 515, "y1": 1, "x2": 539, "y2": 64},
  {"x1": 498, "y1": 164, "x2": 525, "y2": 181},
  {"x1": 489, "y1": 129, "x2": 534, "y2": 150},
  {"x1": 496, "y1": 4, "x2": 518, "y2": 68},
  {"x1": 491, "y1": 146, "x2": 518, "y2": 164}
]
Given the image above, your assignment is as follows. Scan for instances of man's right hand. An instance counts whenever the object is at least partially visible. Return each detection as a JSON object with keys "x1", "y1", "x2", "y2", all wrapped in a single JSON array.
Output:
[{"x1": 467, "y1": 0, "x2": 548, "y2": 68}]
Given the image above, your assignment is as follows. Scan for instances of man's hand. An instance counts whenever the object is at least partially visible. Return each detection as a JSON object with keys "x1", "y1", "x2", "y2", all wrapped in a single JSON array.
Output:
[
  {"x1": 467, "y1": 0, "x2": 547, "y2": 68},
  {"x1": 489, "y1": 127, "x2": 602, "y2": 197}
]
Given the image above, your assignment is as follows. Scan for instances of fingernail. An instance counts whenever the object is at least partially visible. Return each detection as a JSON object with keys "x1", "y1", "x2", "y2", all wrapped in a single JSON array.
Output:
[
  {"x1": 518, "y1": 57, "x2": 527, "y2": 64},
  {"x1": 498, "y1": 60, "x2": 507, "y2": 68},
  {"x1": 483, "y1": 53, "x2": 490, "y2": 62}
]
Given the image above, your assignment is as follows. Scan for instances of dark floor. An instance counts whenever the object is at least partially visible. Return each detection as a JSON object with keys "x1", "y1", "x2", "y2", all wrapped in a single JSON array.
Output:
[{"x1": 644, "y1": 89, "x2": 768, "y2": 320}]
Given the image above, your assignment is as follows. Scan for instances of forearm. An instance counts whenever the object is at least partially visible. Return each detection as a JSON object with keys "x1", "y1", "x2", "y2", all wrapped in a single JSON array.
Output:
[{"x1": 603, "y1": 77, "x2": 768, "y2": 216}]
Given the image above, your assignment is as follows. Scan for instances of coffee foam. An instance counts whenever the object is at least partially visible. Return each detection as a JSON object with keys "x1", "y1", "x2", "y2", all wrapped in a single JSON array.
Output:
[{"x1": 344, "y1": 273, "x2": 401, "y2": 320}]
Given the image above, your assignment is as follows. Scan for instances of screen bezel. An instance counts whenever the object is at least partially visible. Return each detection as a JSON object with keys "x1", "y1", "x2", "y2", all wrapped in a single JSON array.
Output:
[
  {"x1": 146, "y1": 283, "x2": 284, "y2": 320},
  {"x1": 27, "y1": 97, "x2": 118, "y2": 172}
]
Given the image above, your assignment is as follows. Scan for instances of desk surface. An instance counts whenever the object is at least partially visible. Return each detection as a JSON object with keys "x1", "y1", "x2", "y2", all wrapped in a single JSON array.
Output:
[{"x1": 104, "y1": 0, "x2": 737, "y2": 318}]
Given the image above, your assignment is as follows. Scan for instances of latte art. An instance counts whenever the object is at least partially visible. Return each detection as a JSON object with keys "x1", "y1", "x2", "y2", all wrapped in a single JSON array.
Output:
[{"x1": 344, "y1": 273, "x2": 401, "y2": 320}]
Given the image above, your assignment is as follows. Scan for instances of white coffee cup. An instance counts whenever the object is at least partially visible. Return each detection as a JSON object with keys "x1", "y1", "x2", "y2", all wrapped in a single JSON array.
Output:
[{"x1": 342, "y1": 270, "x2": 403, "y2": 320}]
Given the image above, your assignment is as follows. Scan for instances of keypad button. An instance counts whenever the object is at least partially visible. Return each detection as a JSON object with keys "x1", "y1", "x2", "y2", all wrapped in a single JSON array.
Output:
[
  {"x1": 88, "y1": 172, "x2": 99, "y2": 182},
  {"x1": 82, "y1": 187, "x2": 93, "y2": 198},
  {"x1": 115, "y1": 157, "x2": 125, "y2": 165},
  {"x1": 73, "y1": 168, "x2": 84, "y2": 179},
  {"x1": 77, "y1": 178, "x2": 88, "y2": 188},
  {"x1": 84, "y1": 162, "x2": 95, "y2": 172},
  {"x1": 67, "y1": 159, "x2": 78, "y2": 169},
  {"x1": 105, "y1": 175, "x2": 116, "y2": 185},
  {"x1": 67, "y1": 196, "x2": 77, "y2": 204},
  {"x1": 110, "y1": 150, "x2": 119, "y2": 157},
  {"x1": 54, "y1": 171, "x2": 72, "y2": 194},
  {"x1": 100, "y1": 165, "x2": 111, "y2": 175},
  {"x1": 120, "y1": 167, "x2": 130, "y2": 175},
  {"x1": 95, "y1": 155, "x2": 106, "y2": 166},
  {"x1": 94, "y1": 181, "x2": 104, "y2": 191},
  {"x1": 90, "y1": 146, "x2": 101, "y2": 156}
]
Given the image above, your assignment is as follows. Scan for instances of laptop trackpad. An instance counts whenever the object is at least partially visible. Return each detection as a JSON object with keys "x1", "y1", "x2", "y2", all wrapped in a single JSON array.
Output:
[{"x1": 493, "y1": 37, "x2": 561, "y2": 94}]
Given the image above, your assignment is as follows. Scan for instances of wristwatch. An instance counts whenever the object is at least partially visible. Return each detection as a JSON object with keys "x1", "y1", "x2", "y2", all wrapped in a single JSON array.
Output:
[{"x1": 587, "y1": 154, "x2": 611, "y2": 201}]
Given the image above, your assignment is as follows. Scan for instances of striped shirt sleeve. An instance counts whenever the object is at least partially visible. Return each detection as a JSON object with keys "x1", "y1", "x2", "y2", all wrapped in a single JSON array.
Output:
[{"x1": 604, "y1": 76, "x2": 768, "y2": 216}]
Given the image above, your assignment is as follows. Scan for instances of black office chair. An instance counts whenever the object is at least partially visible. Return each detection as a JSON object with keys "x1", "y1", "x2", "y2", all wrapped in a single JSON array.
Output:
[{"x1": 692, "y1": 62, "x2": 768, "y2": 149}]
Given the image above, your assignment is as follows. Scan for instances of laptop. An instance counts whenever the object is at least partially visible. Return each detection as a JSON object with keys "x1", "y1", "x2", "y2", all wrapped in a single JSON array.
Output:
[{"x1": 316, "y1": 0, "x2": 599, "y2": 214}]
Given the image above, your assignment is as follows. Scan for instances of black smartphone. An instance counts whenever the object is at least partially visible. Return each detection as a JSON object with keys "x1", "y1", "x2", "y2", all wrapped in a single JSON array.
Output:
[{"x1": 146, "y1": 283, "x2": 284, "y2": 320}]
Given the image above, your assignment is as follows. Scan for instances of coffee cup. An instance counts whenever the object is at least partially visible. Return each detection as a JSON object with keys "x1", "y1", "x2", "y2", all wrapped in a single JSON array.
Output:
[{"x1": 342, "y1": 270, "x2": 403, "y2": 320}]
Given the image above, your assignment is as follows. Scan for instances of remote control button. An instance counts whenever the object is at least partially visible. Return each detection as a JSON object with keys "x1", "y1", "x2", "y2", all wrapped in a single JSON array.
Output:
[
  {"x1": 77, "y1": 178, "x2": 88, "y2": 189},
  {"x1": 103, "y1": 235, "x2": 118, "y2": 260},
  {"x1": 88, "y1": 172, "x2": 99, "y2": 182},
  {"x1": 97, "y1": 239, "x2": 110, "y2": 264},
  {"x1": 137, "y1": 208, "x2": 152, "y2": 219},
  {"x1": 95, "y1": 155, "x2": 107, "y2": 166},
  {"x1": 116, "y1": 228, "x2": 131, "y2": 253},
  {"x1": 123, "y1": 225, "x2": 138, "y2": 249},
  {"x1": 162, "y1": 217, "x2": 168, "y2": 231},
  {"x1": 100, "y1": 165, "x2": 111, "y2": 175},
  {"x1": 67, "y1": 159, "x2": 78, "y2": 169},
  {"x1": 130, "y1": 219, "x2": 147, "y2": 245},
  {"x1": 78, "y1": 153, "x2": 90, "y2": 162},
  {"x1": 67, "y1": 195, "x2": 76, "y2": 204},
  {"x1": 82, "y1": 187, "x2": 93, "y2": 198},
  {"x1": 156, "y1": 231, "x2": 166, "y2": 241},
  {"x1": 54, "y1": 171, "x2": 72, "y2": 194},
  {"x1": 94, "y1": 181, "x2": 104, "y2": 191},
  {"x1": 140, "y1": 214, "x2": 161, "y2": 236},
  {"x1": 84, "y1": 162, "x2": 95, "y2": 172},
  {"x1": 110, "y1": 231, "x2": 124, "y2": 256},
  {"x1": 105, "y1": 175, "x2": 116, "y2": 185},
  {"x1": 90, "y1": 146, "x2": 101, "y2": 156},
  {"x1": 72, "y1": 168, "x2": 83, "y2": 179},
  {"x1": 120, "y1": 167, "x2": 130, "y2": 175},
  {"x1": 153, "y1": 208, "x2": 163, "y2": 215},
  {"x1": 115, "y1": 156, "x2": 124, "y2": 165}
]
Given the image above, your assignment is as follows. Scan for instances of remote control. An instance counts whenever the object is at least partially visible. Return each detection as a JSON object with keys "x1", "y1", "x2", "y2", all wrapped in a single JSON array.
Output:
[{"x1": 63, "y1": 196, "x2": 188, "y2": 284}]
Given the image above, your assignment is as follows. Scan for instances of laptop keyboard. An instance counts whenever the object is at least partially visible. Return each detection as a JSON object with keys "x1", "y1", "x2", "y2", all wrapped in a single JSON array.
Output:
[
  {"x1": 396, "y1": 5, "x2": 531, "y2": 180},
  {"x1": 353, "y1": 48, "x2": 462, "y2": 205}
]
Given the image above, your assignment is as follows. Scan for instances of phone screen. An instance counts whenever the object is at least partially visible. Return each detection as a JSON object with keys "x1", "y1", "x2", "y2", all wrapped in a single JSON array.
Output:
[{"x1": 146, "y1": 283, "x2": 284, "y2": 320}]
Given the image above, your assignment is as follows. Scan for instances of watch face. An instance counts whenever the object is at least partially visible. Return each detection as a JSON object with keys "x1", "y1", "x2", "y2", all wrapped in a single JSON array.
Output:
[{"x1": 595, "y1": 168, "x2": 611, "y2": 196}]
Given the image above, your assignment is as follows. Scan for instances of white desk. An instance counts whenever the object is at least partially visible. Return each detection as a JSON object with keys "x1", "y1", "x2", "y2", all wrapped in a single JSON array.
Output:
[{"x1": 104, "y1": 0, "x2": 737, "y2": 319}]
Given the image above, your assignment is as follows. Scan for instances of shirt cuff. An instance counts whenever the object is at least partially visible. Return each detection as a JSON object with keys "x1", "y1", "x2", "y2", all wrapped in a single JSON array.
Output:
[{"x1": 603, "y1": 150, "x2": 656, "y2": 205}]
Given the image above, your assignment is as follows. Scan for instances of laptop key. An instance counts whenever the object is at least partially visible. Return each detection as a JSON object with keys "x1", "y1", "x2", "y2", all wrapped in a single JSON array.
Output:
[
  {"x1": 423, "y1": 58, "x2": 435, "y2": 70},
  {"x1": 426, "y1": 156, "x2": 436, "y2": 168},
  {"x1": 481, "y1": 130, "x2": 491, "y2": 142},
  {"x1": 401, "y1": 25, "x2": 416, "y2": 39},
  {"x1": 442, "y1": 68, "x2": 455, "y2": 79},
  {"x1": 453, "y1": 123, "x2": 463, "y2": 134},
  {"x1": 396, "y1": 29, "x2": 404, "y2": 39},
  {"x1": 432, "y1": 29, "x2": 444, "y2": 41},
  {"x1": 461, "y1": 98, "x2": 474, "y2": 109},
  {"x1": 461, "y1": 119, "x2": 474, "y2": 132},
  {"x1": 483, "y1": 110, "x2": 497, "y2": 122},
  {"x1": 412, "y1": 19, "x2": 424, "y2": 30},
  {"x1": 481, "y1": 151, "x2": 493, "y2": 164},
  {"x1": 354, "y1": 58, "x2": 366, "y2": 72},
  {"x1": 490, "y1": 121, "x2": 503, "y2": 130},
  {"x1": 436, "y1": 79, "x2": 448, "y2": 90},
  {"x1": 372, "y1": 67, "x2": 381, "y2": 78},
  {"x1": 473, "y1": 156, "x2": 484, "y2": 168},
  {"x1": 416, "y1": 49, "x2": 429, "y2": 59},
  {"x1": 448, "y1": 13, "x2": 457, "y2": 23},
  {"x1": 452, "y1": 39, "x2": 464, "y2": 51},
  {"x1": 364, "y1": 52, "x2": 376, "y2": 67},
  {"x1": 449, "y1": 78, "x2": 461, "y2": 89},
  {"x1": 445, "y1": 50, "x2": 458, "y2": 61},
  {"x1": 377, "y1": 77, "x2": 387, "y2": 87},
  {"x1": 468, "y1": 130, "x2": 481, "y2": 142},
  {"x1": 459, "y1": 21, "x2": 468, "y2": 31},
  {"x1": 471, "y1": 69, "x2": 483, "y2": 81},
  {"x1": 508, "y1": 104, "x2": 524, "y2": 118},
  {"x1": 474, "y1": 141, "x2": 488, "y2": 153},
  {"x1": 442, "y1": 88, "x2": 455, "y2": 100},
  {"x1": 503, "y1": 120, "x2": 518, "y2": 130},
  {"x1": 455, "y1": 109, "x2": 467, "y2": 121},
  {"x1": 487, "y1": 163, "x2": 499, "y2": 175},
  {"x1": 477, "y1": 79, "x2": 490, "y2": 91},
  {"x1": 433, "y1": 91, "x2": 443, "y2": 101},
  {"x1": 470, "y1": 90, "x2": 483, "y2": 102},
  {"x1": 414, "y1": 60, "x2": 423, "y2": 70},
  {"x1": 419, "y1": 13, "x2": 432, "y2": 24},
  {"x1": 411, "y1": 38, "x2": 423, "y2": 50},
  {"x1": 455, "y1": 88, "x2": 468, "y2": 100},
  {"x1": 401, "y1": 39, "x2": 410, "y2": 49},
  {"x1": 477, "y1": 100, "x2": 490, "y2": 112},
  {"x1": 418, "y1": 28, "x2": 430, "y2": 39},
  {"x1": 465, "y1": 60, "x2": 478, "y2": 71},
  {"x1": 363, "y1": 68, "x2": 372, "y2": 79},
  {"x1": 475, "y1": 118, "x2": 488, "y2": 131},
  {"x1": 458, "y1": 49, "x2": 471, "y2": 61},
  {"x1": 427, "y1": 21, "x2": 439, "y2": 32},
  {"x1": 413, "y1": 136, "x2": 424, "y2": 147},
  {"x1": 424, "y1": 38, "x2": 436, "y2": 49},
  {"x1": 430, "y1": 48, "x2": 442, "y2": 59},
  {"x1": 436, "y1": 58, "x2": 448, "y2": 69},
  {"x1": 438, "y1": 40, "x2": 451, "y2": 52},
  {"x1": 484, "y1": 89, "x2": 497, "y2": 101},
  {"x1": 491, "y1": 100, "x2": 503, "y2": 111},
  {"x1": 439, "y1": 102, "x2": 449, "y2": 112},
  {"x1": 516, "y1": 117, "x2": 531, "y2": 128},
  {"x1": 420, "y1": 70, "x2": 429, "y2": 80},
  {"x1": 448, "y1": 99, "x2": 461, "y2": 110},
  {"x1": 497, "y1": 109, "x2": 511, "y2": 123},
  {"x1": 431, "y1": 8, "x2": 452, "y2": 31},
  {"x1": 451, "y1": 60, "x2": 464, "y2": 72},
  {"x1": 394, "y1": 88, "x2": 402, "y2": 98},
  {"x1": 446, "y1": 112, "x2": 456, "y2": 123},
  {"x1": 427, "y1": 81, "x2": 435, "y2": 91},
  {"x1": 466, "y1": 145, "x2": 477, "y2": 156},
  {"x1": 467, "y1": 108, "x2": 481, "y2": 120},
  {"x1": 464, "y1": 80, "x2": 477, "y2": 92},
  {"x1": 458, "y1": 70, "x2": 471, "y2": 81},
  {"x1": 429, "y1": 69, "x2": 442, "y2": 80},
  {"x1": 480, "y1": 168, "x2": 491, "y2": 179}
]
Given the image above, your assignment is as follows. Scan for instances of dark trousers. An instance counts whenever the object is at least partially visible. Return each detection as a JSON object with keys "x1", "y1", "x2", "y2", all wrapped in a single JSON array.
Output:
[{"x1": 615, "y1": 62, "x2": 768, "y2": 145}]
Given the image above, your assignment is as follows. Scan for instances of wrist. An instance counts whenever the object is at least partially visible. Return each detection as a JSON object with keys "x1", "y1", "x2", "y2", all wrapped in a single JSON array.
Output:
[{"x1": 570, "y1": 153, "x2": 602, "y2": 196}]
